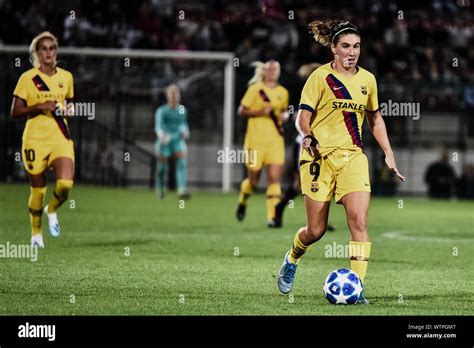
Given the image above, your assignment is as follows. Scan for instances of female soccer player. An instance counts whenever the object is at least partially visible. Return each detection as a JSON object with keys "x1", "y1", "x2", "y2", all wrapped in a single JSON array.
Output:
[
  {"x1": 277, "y1": 20, "x2": 406, "y2": 303},
  {"x1": 155, "y1": 84, "x2": 190, "y2": 200},
  {"x1": 235, "y1": 60, "x2": 289, "y2": 227},
  {"x1": 11, "y1": 31, "x2": 75, "y2": 248},
  {"x1": 273, "y1": 62, "x2": 334, "y2": 231}
]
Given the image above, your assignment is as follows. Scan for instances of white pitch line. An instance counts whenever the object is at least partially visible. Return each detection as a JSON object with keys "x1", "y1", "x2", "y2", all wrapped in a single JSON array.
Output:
[{"x1": 382, "y1": 231, "x2": 473, "y2": 244}]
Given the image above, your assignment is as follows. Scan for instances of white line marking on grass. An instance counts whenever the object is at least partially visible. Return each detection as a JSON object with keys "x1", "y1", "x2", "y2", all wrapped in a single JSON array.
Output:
[{"x1": 382, "y1": 231, "x2": 473, "y2": 243}]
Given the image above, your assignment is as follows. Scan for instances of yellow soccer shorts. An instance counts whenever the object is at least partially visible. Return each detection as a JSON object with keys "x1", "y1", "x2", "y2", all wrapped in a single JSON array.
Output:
[
  {"x1": 243, "y1": 137, "x2": 285, "y2": 171},
  {"x1": 300, "y1": 149, "x2": 370, "y2": 203},
  {"x1": 22, "y1": 138, "x2": 75, "y2": 175}
]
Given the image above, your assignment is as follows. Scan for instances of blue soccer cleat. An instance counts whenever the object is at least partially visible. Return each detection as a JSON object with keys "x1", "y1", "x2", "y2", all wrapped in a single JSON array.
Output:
[
  {"x1": 277, "y1": 251, "x2": 298, "y2": 294},
  {"x1": 44, "y1": 205, "x2": 60, "y2": 237},
  {"x1": 357, "y1": 288, "x2": 370, "y2": 304}
]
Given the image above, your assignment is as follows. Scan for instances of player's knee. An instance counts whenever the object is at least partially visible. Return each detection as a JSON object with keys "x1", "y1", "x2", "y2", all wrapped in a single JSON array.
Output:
[
  {"x1": 348, "y1": 214, "x2": 367, "y2": 233},
  {"x1": 55, "y1": 179, "x2": 74, "y2": 200},
  {"x1": 249, "y1": 177, "x2": 259, "y2": 188},
  {"x1": 175, "y1": 152, "x2": 187, "y2": 159},
  {"x1": 306, "y1": 224, "x2": 326, "y2": 242}
]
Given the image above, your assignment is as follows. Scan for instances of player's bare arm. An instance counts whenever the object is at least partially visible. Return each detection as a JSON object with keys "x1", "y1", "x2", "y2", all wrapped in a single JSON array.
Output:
[
  {"x1": 366, "y1": 109, "x2": 406, "y2": 181},
  {"x1": 10, "y1": 97, "x2": 56, "y2": 119},
  {"x1": 238, "y1": 104, "x2": 272, "y2": 117},
  {"x1": 296, "y1": 108, "x2": 318, "y2": 157}
]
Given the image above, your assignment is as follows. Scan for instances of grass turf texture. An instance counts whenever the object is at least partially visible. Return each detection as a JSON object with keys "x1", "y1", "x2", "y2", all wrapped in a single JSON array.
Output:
[{"x1": 0, "y1": 183, "x2": 473, "y2": 315}]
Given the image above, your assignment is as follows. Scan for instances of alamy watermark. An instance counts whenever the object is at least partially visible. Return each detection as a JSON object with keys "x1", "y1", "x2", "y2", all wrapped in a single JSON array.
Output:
[
  {"x1": 0, "y1": 242, "x2": 38, "y2": 262},
  {"x1": 18, "y1": 322, "x2": 55, "y2": 341},
  {"x1": 217, "y1": 147, "x2": 258, "y2": 168},
  {"x1": 324, "y1": 241, "x2": 367, "y2": 259},
  {"x1": 380, "y1": 99, "x2": 420, "y2": 120},
  {"x1": 55, "y1": 101, "x2": 95, "y2": 120}
]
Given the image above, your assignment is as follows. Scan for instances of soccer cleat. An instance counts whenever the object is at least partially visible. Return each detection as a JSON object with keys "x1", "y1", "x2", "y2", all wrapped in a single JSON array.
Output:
[
  {"x1": 179, "y1": 192, "x2": 191, "y2": 200},
  {"x1": 267, "y1": 219, "x2": 281, "y2": 228},
  {"x1": 272, "y1": 201, "x2": 284, "y2": 228},
  {"x1": 31, "y1": 234, "x2": 45, "y2": 248},
  {"x1": 277, "y1": 251, "x2": 298, "y2": 294},
  {"x1": 236, "y1": 204, "x2": 246, "y2": 221},
  {"x1": 156, "y1": 188, "x2": 165, "y2": 199},
  {"x1": 44, "y1": 205, "x2": 60, "y2": 237},
  {"x1": 327, "y1": 224, "x2": 335, "y2": 232},
  {"x1": 357, "y1": 289, "x2": 369, "y2": 304},
  {"x1": 270, "y1": 200, "x2": 285, "y2": 228}
]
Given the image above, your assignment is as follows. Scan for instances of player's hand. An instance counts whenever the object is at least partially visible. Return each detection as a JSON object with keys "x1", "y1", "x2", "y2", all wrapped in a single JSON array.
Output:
[
  {"x1": 181, "y1": 129, "x2": 190, "y2": 140},
  {"x1": 302, "y1": 135, "x2": 319, "y2": 157},
  {"x1": 159, "y1": 133, "x2": 171, "y2": 145},
  {"x1": 261, "y1": 105, "x2": 273, "y2": 116},
  {"x1": 385, "y1": 152, "x2": 406, "y2": 182},
  {"x1": 36, "y1": 101, "x2": 57, "y2": 113},
  {"x1": 280, "y1": 111, "x2": 290, "y2": 122}
]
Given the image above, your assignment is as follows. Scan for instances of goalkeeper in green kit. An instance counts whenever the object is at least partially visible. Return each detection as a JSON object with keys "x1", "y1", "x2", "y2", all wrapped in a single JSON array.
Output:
[{"x1": 155, "y1": 84, "x2": 190, "y2": 200}]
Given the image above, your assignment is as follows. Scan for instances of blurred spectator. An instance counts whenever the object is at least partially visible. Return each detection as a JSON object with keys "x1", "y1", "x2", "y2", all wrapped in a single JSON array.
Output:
[
  {"x1": 0, "y1": 0, "x2": 472, "y2": 88},
  {"x1": 236, "y1": 38, "x2": 260, "y2": 66},
  {"x1": 457, "y1": 164, "x2": 474, "y2": 198},
  {"x1": 424, "y1": 149, "x2": 457, "y2": 198},
  {"x1": 135, "y1": 0, "x2": 161, "y2": 35},
  {"x1": 151, "y1": 0, "x2": 175, "y2": 17},
  {"x1": 63, "y1": 9, "x2": 96, "y2": 47},
  {"x1": 384, "y1": 19, "x2": 409, "y2": 48},
  {"x1": 20, "y1": 4, "x2": 46, "y2": 39},
  {"x1": 447, "y1": 18, "x2": 473, "y2": 50}
]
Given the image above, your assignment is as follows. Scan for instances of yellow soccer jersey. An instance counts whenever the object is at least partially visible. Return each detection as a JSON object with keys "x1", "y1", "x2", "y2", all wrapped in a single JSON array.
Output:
[
  {"x1": 299, "y1": 62, "x2": 378, "y2": 158},
  {"x1": 240, "y1": 81, "x2": 289, "y2": 143},
  {"x1": 13, "y1": 67, "x2": 74, "y2": 142}
]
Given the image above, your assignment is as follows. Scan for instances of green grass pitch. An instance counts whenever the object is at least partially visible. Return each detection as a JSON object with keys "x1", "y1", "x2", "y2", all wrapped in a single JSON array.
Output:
[{"x1": 0, "y1": 183, "x2": 473, "y2": 315}]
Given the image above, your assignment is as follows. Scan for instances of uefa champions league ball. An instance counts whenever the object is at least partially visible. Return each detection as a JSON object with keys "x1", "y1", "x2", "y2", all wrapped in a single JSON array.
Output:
[{"x1": 323, "y1": 268, "x2": 363, "y2": 304}]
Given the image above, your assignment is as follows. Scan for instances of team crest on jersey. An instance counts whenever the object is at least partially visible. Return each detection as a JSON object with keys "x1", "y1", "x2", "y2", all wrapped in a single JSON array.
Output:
[
  {"x1": 58, "y1": 82, "x2": 64, "y2": 88},
  {"x1": 360, "y1": 86, "x2": 367, "y2": 95}
]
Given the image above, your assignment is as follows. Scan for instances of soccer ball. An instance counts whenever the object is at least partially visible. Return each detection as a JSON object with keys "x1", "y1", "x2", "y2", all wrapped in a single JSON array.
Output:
[{"x1": 323, "y1": 268, "x2": 362, "y2": 304}]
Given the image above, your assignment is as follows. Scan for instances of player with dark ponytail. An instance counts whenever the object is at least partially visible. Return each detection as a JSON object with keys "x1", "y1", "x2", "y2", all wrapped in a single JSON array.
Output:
[{"x1": 277, "y1": 20, "x2": 405, "y2": 303}]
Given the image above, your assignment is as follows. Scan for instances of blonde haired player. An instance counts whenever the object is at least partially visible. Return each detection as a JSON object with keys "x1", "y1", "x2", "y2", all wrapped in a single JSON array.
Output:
[
  {"x1": 236, "y1": 60, "x2": 289, "y2": 227},
  {"x1": 11, "y1": 31, "x2": 75, "y2": 248},
  {"x1": 277, "y1": 20, "x2": 406, "y2": 303},
  {"x1": 155, "y1": 84, "x2": 190, "y2": 200}
]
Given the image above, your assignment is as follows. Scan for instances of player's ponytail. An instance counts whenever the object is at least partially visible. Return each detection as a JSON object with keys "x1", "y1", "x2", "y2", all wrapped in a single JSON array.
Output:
[
  {"x1": 308, "y1": 20, "x2": 359, "y2": 47},
  {"x1": 247, "y1": 61, "x2": 265, "y2": 86},
  {"x1": 29, "y1": 31, "x2": 58, "y2": 68}
]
